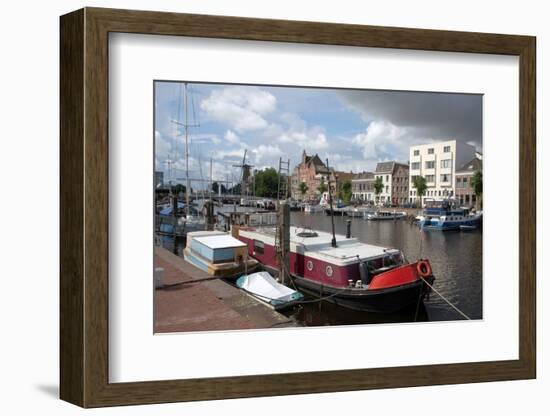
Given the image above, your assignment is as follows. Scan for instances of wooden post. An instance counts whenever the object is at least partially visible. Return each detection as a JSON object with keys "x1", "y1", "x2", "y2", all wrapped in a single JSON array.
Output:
[
  {"x1": 278, "y1": 200, "x2": 290, "y2": 285},
  {"x1": 204, "y1": 200, "x2": 214, "y2": 230}
]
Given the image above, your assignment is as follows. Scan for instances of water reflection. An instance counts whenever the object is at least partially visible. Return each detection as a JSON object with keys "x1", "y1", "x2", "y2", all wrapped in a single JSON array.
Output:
[{"x1": 160, "y1": 208, "x2": 482, "y2": 326}]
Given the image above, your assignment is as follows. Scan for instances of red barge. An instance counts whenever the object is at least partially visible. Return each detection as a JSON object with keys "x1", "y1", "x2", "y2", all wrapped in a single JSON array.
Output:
[{"x1": 237, "y1": 226, "x2": 435, "y2": 313}]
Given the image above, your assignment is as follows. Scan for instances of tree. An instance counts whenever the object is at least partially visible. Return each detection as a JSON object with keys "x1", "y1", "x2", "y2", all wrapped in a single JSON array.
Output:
[
  {"x1": 338, "y1": 180, "x2": 352, "y2": 203},
  {"x1": 317, "y1": 177, "x2": 327, "y2": 194},
  {"x1": 211, "y1": 181, "x2": 219, "y2": 194},
  {"x1": 373, "y1": 177, "x2": 384, "y2": 204},
  {"x1": 412, "y1": 176, "x2": 428, "y2": 207},
  {"x1": 471, "y1": 171, "x2": 483, "y2": 210},
  {"x1": 174, "y1": 183, "x2": 186, "y2": 195},
  {"x1": 299, "y1": 182, "x2": 309, "y2": 200},
  {"x1": 254, "y1": 168, "x2": 279, "y2": 198}
]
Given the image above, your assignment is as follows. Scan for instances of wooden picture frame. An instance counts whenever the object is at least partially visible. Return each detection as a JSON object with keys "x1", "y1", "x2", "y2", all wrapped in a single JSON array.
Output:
[{"x1": 60, "y1": 7, "x2": 536, "y2": 408}]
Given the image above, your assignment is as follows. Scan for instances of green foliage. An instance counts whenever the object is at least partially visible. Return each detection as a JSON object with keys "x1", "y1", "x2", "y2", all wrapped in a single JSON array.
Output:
[
  {"x1": 174, "y1": 183, "x2": 186, "y2": 194},
  {"x1": 413, "y1": 176, "x2": 428, "y2": 198},
  {"x1": 254, "y1": 168, "x2": 280, "y2": 198},
  {"x1": 471, "y1": 171, "x2": 482, "y2": 196},
  {"x1": 413, "y1": 176, "x2": 427, "y2": 206},
  {"x1": 317, "y1": 177, "x2": 327, "y2": 194},
  {"x1": 211, "y1": 182, "x2": 219, "y2": 194},
  {"x1": 373, "y1": 177, "x2": 384, "y2": 196},
  {"x1": 471, "y1": 170, "x2": 483, "y2": 210},
  {"x1": 338, "y1": 180, "x2": 352, "y2": 203},
  {"x1": 299, "y1": 181, "x2": 309, "y2": 197}
]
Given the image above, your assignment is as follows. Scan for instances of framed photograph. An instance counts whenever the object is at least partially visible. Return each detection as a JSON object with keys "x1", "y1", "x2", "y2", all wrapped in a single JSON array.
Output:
[{"x1": 60, "y1": 7, "x2": 536, "y2": 408}]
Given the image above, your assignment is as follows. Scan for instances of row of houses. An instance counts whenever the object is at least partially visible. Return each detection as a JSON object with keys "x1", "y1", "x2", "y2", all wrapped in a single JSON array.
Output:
[{"x1": 290, "y1": 140, "x2": 482, "y2": 207}]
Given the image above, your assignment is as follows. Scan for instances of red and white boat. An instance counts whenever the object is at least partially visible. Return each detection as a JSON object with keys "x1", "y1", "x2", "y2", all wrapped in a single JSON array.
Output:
[{"x1": 237, "y1": 226, "x2": 434, "y2": 313}]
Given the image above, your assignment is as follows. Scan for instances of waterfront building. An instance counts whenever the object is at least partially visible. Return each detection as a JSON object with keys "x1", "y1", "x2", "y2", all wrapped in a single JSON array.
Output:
[
  {"x1": 374, "y1": 161, "x2": 409, "y2": 206},
  {"x1": 290, "y1": 150, "x2": 336, "y2": 201},
  {"x1": 351, "y1": 172, "x2": 375, "y2": 202},
  {"x1": 408, "y1": 140, "x2": 476, "y2": 205},
  {"x1": 455, "y1": 156, "x2": 483, "y2": 207}
]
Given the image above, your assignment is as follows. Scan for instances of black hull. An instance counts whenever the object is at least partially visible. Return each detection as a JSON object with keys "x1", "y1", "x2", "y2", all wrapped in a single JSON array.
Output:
[{"x1": 292, "y1": 275, "x2": 434, "y2": 313}]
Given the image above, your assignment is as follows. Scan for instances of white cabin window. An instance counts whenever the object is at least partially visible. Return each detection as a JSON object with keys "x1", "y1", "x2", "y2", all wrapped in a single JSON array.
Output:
[{"x1": 253, "y1": 239, "x2": 264, "y2": 255}]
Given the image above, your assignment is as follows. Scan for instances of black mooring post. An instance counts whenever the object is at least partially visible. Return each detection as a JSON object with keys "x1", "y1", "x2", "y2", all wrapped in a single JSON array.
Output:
[
  {"x1": 346, "y1": 219, "x2": 351, "y2": 238},
  {"x1": 326, "y1": 159, "x2": 337, "y2": 248}
]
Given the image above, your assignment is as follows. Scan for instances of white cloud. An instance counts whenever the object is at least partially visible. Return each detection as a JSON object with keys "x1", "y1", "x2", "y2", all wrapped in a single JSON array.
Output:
[
  {"x1": 351, "y1": 121, "x2": 437, "y2": 169},
  {"x1": 200, "y1": 86, "x2": 277, "y2": 132},
  {"x1": 211, "y1": 148, "x2": 247, "y2": 160},
  {"x1": 224, "y1": 130, "x2": 241, "y2": 144},
  {"x1": 155, "y1": 130, "x2": 172, "y2": 160},
  {"x1": 251, "y1": 144, "x2": 283, "y2": 164},
  {"x1": 277, "y1": 112, "x2": 329, "y2": 150}
]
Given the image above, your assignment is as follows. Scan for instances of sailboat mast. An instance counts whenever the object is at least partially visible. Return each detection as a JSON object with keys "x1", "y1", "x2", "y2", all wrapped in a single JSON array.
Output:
[
  {"x1": 185, "y1": 82, "x2": 190, "y2": 218},
  {"x1": 209, "y1": 157, "x2": 213, "y2": 200}
]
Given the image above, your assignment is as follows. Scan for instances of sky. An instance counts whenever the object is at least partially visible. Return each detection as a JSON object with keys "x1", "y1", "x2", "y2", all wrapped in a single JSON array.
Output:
[{"x1": 154, "y1": 81, "x2": 482, "y2": 189}]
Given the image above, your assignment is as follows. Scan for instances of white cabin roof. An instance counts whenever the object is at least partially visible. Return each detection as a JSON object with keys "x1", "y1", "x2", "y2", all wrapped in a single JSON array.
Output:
[
  {"x1": 192, "y1": 233, "x2": 246, "y2": 249},
  {"x1": 239, "y1": 226, "x2": 398, "y2": 266}
]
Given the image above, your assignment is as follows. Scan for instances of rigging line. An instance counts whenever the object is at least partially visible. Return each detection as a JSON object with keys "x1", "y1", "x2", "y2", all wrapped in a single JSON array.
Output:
[
  {"x1": 190, "y1": 83, "x2": 200, "y2": 127},
  {"x1": 175, "y1": 83, "x2": 182, "y2": 174},
  {"x1": 419, "y1": 275, "x2": 471, "y2": 320}
]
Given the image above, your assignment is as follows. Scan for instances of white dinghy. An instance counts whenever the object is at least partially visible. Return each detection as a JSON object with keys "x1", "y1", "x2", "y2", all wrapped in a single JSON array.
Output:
[{"x1": 236, "y1": 272, "x2": 303, "y2": 310}]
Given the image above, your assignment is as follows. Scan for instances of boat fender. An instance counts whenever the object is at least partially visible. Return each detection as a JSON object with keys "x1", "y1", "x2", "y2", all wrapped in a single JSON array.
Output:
[{"x1": 416, "y1": 260, "x2": 432, "y2": 278}]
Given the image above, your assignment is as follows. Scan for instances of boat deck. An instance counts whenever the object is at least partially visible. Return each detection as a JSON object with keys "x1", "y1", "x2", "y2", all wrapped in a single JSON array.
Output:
[{"x1": 154, "y1": 247, "x2": 295, "y2": 333}]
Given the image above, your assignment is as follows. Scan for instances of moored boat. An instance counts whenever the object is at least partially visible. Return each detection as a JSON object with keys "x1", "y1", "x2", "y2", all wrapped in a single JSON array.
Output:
[
  {"x1": 236, "y1": 226, "x2": 434, "y2": 313},
  {"x1": 303, "y1": 204, "x2": 323, "y2": 213},
  {"x1": 236, "y1": 271, "x2": 304, "y2": 310},
  {"x1": 364, "y1": 210, "x2": 407, "y2": 221},
  {"x1": 417, "y1": 201, "x2": 482, "y2": 231},
  {"x1": 184, "y1": 231, "x2": 259, "y2": 277}
]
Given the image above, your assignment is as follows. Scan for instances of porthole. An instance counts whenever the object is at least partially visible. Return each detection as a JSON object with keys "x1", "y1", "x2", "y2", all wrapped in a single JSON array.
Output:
[
  {"x1": 306, "y1": 260, "x2": 314, "y2": 271},
  {"x1": 325, "y1": 265, "x2": 333, "y2": 277}
]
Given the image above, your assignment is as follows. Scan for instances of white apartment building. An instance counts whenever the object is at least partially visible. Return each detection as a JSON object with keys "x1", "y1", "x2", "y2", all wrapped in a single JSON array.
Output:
[{"x1": 408, "y1": 140, "x2": 476, "y2": 205}]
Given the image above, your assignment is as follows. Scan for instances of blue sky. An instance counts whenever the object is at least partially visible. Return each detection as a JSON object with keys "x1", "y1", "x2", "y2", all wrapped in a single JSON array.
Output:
[{"x1": 154, "y1": 81, "x2": 482, "y2": 189}]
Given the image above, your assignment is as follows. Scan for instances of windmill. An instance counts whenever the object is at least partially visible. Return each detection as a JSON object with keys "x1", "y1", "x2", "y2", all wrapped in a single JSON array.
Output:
[{"x1": 232, "y1": 150, "x2": 254, "y2": 198}]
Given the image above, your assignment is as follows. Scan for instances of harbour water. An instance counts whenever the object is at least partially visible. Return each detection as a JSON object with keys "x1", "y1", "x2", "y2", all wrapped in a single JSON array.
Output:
[
  {"x1": 288, "y1": 211, "x2": 482, "y2": 324},
  {"x1": 161, "y1": 206, "x2": 482, "y2": 327}
]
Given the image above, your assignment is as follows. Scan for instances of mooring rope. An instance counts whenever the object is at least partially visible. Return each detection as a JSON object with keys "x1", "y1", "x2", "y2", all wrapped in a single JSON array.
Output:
[{"x1": 419, "y1": 275, "x2": 471, "y2": 320}]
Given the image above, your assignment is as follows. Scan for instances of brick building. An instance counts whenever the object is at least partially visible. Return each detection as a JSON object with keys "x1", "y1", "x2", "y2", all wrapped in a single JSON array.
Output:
[
  {"x1": 455, "y1": 157, "x2": 482, "y2": 207},
  {"x1": 290, "y1": 150, "x2": 336, "y2": 201}
]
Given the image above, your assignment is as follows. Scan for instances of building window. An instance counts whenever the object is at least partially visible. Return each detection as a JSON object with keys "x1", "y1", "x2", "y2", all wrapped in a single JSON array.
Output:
[
  {"x1": 425, "y1": 161, "x2": 435, "y2": 169},
  {"x1": 425, "y1": 175, "x2": 435, "y2": 183},
  {"x1": 440, "y1": 174, "x2": 450, "y2": 183},
  {"x1": 413, "y1": 149, "x2": 420, "y2": 156},
  {"x1": 444, "y1": 146, "x2": 451, "y2": 152},
  {"x1": 428, "y1": 148, "x2": 434, "y2": 154},
  {"x1": 411, "y1": 162, "x2": 420, "y2": 170},
  {"x1": 385, "y1": 175, "x2": 389, "y2": 182},
  {"x1": 440, "y1": 159, "x2": 451, "y2": 168}
]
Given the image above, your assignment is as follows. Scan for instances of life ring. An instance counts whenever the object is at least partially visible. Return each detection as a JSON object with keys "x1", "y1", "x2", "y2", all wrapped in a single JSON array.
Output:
[{"x1": 417, "y1": 260, "x2": 432, "y2": 278}]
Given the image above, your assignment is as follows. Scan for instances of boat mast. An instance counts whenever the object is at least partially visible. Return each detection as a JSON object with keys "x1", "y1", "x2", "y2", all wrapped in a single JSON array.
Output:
[
  {"x1": 184, "y1": 82, "x2": 190, "y2": 218},
  {"x1": 326, "y1": 158, "x2": 337, "y2": 248}
]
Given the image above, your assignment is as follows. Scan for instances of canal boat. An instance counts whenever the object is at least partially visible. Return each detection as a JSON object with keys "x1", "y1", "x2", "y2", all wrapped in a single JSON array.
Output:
[
  {"x1": 236, "y1": 271, "x2": 304, "y2": 310},
  {"x1": 184, "y1": 231, "x2": 259, "y2": 277},
  {"x1": 364, "y1": 210, "x2": 407, "y2": 221},
  {"x1": 303, "y1": 204, "x2": 323, "y2": 213},
  {"x1": 237, "y1": 226, "x2": 434, "y2": 313},
  {"x1": 324, "y1": 206, "x2": 348, "y2": 216},
  {"x1": 345, "y1": 207, "x2": 375, "y2": 218},
  {"x1": 417, "y1": 201, "x2": 482, "y2": 231}
]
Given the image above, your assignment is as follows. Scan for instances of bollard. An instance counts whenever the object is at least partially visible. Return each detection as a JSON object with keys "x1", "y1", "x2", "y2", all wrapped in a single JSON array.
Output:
[{"x1": 346, "y1": 219, "x2": 352, "y2": 238}]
